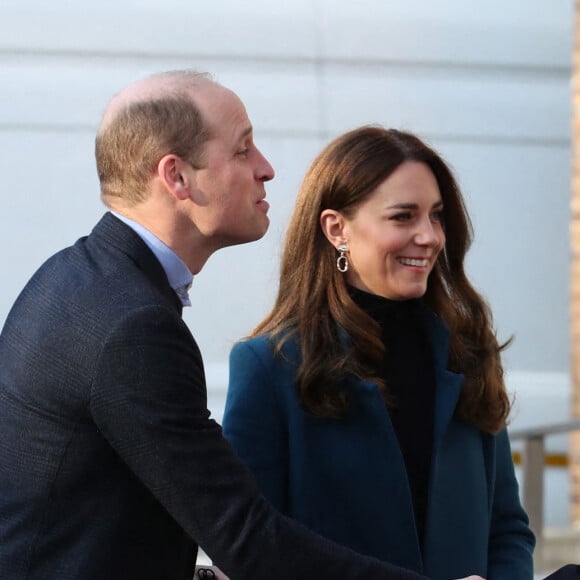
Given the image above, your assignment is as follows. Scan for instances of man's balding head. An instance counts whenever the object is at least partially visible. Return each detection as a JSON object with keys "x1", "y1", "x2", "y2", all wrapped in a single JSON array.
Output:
[{"x1": 95, "y1": 70, "x2": 216, "y2": 207}]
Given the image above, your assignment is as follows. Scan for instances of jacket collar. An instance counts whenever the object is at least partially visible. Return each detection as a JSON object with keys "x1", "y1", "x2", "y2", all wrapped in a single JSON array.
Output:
[{"x1": 90, "y1": 212, "x2": 183, "y2": 314}]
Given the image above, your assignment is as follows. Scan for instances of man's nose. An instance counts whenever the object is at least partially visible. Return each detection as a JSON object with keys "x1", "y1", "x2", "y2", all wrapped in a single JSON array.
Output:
[{"x1": 255, "y1": 147, "x2": 275, "y2": 182}]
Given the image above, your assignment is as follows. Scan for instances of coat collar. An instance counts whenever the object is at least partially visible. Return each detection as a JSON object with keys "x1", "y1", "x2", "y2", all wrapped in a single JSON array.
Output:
[{"x1": 340, "y1": 300, "x2": 464, "y2": 447}]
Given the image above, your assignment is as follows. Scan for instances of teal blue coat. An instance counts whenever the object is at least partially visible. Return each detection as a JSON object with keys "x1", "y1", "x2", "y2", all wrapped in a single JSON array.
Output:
[{"x1": 223, "y1": 306, "x2": 535, "y2": 580}]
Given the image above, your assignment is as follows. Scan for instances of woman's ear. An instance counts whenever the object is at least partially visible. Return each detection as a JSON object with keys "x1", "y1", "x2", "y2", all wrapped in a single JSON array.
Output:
[
  {"x1": 157, "y1": 155, "x2": 192, "y2": 201},
  {"x1": 320, "y1": 209, "x2": 347, "y2": 249}
]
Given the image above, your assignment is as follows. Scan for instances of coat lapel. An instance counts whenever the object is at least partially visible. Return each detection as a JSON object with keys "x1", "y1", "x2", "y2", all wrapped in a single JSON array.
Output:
[{"x1": 417, "y1": 304, "x2": 463, "y2": 449}]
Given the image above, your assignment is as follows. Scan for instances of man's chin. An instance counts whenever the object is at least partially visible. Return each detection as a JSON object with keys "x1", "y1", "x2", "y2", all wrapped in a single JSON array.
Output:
[{"x1": 220, "y1": 226, "x2": 270, "y2": 249}]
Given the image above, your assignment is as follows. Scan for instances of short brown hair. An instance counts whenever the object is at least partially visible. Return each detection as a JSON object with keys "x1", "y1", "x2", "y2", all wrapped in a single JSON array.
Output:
[{"x1": 95, "y1": 72, "x2": 212, "y2": 206}]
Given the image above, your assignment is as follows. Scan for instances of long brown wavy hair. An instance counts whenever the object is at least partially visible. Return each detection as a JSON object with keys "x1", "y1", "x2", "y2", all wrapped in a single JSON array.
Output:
[{"x1": 251, "y1": 126, "x2": 511, "y2": 434}]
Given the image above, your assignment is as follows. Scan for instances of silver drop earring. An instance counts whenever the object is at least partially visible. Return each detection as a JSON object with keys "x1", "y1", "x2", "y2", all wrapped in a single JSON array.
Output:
[{"x1": 336, "y1": 244, "x2": 348, "y2": 273}]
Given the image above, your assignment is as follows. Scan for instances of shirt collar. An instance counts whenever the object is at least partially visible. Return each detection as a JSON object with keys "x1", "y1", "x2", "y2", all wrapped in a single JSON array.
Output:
[{"x1": 111, "y1": 211, "x2": 193, "y2": 307}]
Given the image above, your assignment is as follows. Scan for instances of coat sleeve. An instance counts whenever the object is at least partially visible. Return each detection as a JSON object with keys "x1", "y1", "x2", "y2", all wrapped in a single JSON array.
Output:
[
  {"x1": 222, "y1": 339, "x2": 289, "y2": 513},
  {"x1": 90, "y1": 308, "x2": 430, "y2": 580},
  {"x1": 487, "y1": 429, "x2": 536, "y2": 580}
]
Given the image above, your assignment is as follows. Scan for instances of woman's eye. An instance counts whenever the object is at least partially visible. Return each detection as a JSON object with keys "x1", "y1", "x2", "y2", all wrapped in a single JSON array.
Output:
[
  {"x1": 432, "y1": 210, "x2": 444, "y2": 222},
  {"x1": 237, "y1": 148, "x2": 250, "y2": 158},
  {"x1": 390, "y1": 212, "x2": 411, "y2": 222}
]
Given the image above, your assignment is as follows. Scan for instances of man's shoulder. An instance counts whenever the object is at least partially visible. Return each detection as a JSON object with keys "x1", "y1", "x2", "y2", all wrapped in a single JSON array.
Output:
[{"x1": 10, "y1": 220, "x2": 178, "y2": 336}]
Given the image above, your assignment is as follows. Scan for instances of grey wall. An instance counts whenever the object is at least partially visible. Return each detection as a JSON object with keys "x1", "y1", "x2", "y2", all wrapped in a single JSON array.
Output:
[{"x1": 0, "y1": 1, "x2": 573, "y2": 433}]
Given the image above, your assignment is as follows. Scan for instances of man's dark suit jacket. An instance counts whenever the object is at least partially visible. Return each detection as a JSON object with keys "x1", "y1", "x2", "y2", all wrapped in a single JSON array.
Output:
[
  {"x1": 0, "y1": 213, "x2": 427, "y2": 580},
  {"x1": 543, "y1": 565, "x2": 580, "y2": 579}
]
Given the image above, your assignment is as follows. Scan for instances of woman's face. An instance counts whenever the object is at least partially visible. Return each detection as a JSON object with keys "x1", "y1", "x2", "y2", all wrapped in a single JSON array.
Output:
[{"x1": 342, "y1": 161, "x2": 445, "y2": 300}]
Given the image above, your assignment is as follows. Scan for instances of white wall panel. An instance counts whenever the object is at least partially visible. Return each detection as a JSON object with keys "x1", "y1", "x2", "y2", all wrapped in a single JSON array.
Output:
[
  {"x1": 0, "y1": 1, "x2": 571, "y2": 67},
  {"x1": 3, "y1": 57, "x2": 567, "y2": 142},
  {"x1": 322, "y1": 64, "x2": 570, "y2": 141},
  {"x1": 0, "y1": 0, "x2": 319, "y2": 59},
  {"x1": 319, "y1": 0, "x2": 572, "y2": 67}
]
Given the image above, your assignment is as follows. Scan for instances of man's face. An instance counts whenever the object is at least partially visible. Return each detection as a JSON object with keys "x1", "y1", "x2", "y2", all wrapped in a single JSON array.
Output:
[{"x1": 187, "y1": 84, "x2": 275, "y2": 248}]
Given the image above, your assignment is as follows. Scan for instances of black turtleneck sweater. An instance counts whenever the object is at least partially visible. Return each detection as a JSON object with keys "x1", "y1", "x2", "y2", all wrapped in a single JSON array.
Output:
[{"x1": 349, "y1": 286, "x2": 435, "y2": 549}]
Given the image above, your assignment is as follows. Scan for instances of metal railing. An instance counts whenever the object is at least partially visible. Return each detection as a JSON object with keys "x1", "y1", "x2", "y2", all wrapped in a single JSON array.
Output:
[{"x1": 508, "y1": 418, "x2": 580, "y2": 565}]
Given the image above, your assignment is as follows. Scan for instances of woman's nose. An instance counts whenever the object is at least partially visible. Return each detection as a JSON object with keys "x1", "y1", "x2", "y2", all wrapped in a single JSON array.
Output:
[{"x1": 415, "y1": 219, "x2": 440, "y2": 246}]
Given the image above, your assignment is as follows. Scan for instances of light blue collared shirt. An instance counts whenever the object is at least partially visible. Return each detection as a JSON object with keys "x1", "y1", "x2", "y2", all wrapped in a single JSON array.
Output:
[{"x1": 112, "y1": 212, "x2": 193, "y2": 307}]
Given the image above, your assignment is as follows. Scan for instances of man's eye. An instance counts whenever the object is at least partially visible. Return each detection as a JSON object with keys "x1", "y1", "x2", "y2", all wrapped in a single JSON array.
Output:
[{"x1": 237, "y1": 148, "x2": 250, "y2": 158}]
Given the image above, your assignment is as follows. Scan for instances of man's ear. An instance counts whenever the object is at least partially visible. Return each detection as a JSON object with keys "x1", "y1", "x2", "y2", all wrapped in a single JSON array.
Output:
[
  {"x1": 157, "y1": 155, "x2": 192, "y2": 201},
  {"x1": 320, "y1": 209, "x2": 347, "y2": 249}
]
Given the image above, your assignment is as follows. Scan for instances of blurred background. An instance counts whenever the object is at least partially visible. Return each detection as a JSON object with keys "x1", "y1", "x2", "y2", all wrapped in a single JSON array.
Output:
[{"x1": 0, "y1": 0, "x2": 576, "y2": 570}]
